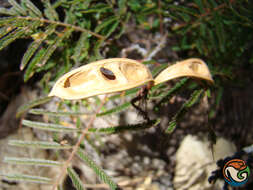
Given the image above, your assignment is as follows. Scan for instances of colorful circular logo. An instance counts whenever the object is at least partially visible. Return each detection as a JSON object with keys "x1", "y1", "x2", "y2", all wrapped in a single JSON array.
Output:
[{"x1": 223, "y1": 159, "x2": 250, "y2": 187}]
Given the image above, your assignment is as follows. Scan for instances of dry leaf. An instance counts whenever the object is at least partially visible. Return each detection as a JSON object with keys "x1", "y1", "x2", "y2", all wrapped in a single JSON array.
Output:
[
  {"x1": 154, "y1": 58, "x2": 214, "y2": 85},
  {"x1": 49, "y1": 58, "x2": 153, "y2": 100}
]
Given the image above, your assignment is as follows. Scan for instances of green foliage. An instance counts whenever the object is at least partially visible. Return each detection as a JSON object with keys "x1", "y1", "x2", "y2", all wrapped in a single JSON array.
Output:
[
  {"x1": 0, "y1": 0, "x2": 105, "y2": 83},
  {"x1": 16, "y1": 96, "x2": 53, "y2": 117},
  {"x1": 96, "y1": 102, "x2": 131, "y2": 117},
  {"x1": 88, "y1": 119, "x2": 160, "y2": 134},
  {"x1": 67, "y1": 167, "x2": 86, "y2": 190},
  {"x1": 167, "y1": 89, "x2": 204, "y2": 133},
  {"x1": 154, "y1": 78, "x2": 190, "y2": 110},
  {"x1": 1, "y1": 0, "x2": 252, "y2": 189},
  {"x1": 165, "y1": 0, "x2": 253, "y2": 76},
  {"x1": 0, "y1": 173, "x2": 52, "y2": 184},
  {"x1": 9, "y1": 140, "x2": 72, "y2": 149},
  {"x1": 164, "y1": 0, "x2": 253, "y2": 123},
  {"x1": 29, "y1": 108, "x2": 90, "y2": 117},
  {"x1": 4, "y1": 157, "x2": 62, "y2": 167},
  {"x1": 22, "y1": 119, "x2": 81, "y2": 132},
  {"x1": 77, "y1": 149, "x2": 118, "y2": 190}
]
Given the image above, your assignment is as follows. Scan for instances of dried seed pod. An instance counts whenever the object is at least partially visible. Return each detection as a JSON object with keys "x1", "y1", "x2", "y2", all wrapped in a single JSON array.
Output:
[
  {"x1": 49, "y1": 58, "x2": 153, "y2": 100},
  {"x1": 154, "y1": 58, "x2": 214, "y2": 85}
]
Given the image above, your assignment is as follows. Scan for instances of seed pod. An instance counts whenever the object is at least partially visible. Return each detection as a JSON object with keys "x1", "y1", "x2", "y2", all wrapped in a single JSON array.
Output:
[
  {"x1": 154, "y1": 58, "x2": 214, "y2": 85},
  {"x1": 49, "y1": 58, "x2": 153, "y2": 100}
]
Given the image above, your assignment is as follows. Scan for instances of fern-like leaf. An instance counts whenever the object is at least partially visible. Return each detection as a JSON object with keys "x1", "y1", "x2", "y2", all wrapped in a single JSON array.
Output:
[
  {"x1": 23, "y1": 47, "x2": 46, "y2": 81},
  {"x1": 154, "y1": 78, "x2": 189, "y2": 110},
  {"x1": 72, "y1": 32, "x2": 90, "y2": 63},
  {"x1": 8, "y1": 0, "x2": 27, "y2": 16},
  {"x1": 77, "y1": 149, "x2": 119, "y2": 190},
  {"x1": 23, "y1": 0, "x2": 43, "y2": 17},
  {"x1": 0, "y1": 17, "x2": 16, "y2": 26},
  {"x1": 9, "y1": 140, "x2": 72, "y2": 149},
  {"x1": 29, "y1": 108, "x2": 90, "y2": 117},
  {"x1": 67, "y1": 167, "x2": 86, "y2": 190},
  {"x1": 44, "y1": 1, "x2": 59, "y2": 21},
  {"x1": 96, "y1": 102, "x2": 131, "y2": 117},
  {"x1": 16, "y1": 96, "x2": 52, "y2": 118},
  {"x1": 88, "y1": 119, "x2": 160, "y2": 134},
  {"x1": 95, "y1": 16, "x2": 119, "y2": 33},
  {"x1": 0, "y1": 26, "x2": 14, "y2": 39},
  {"x1": 24, "y1": 28, "x2": 74, "y2": 81},
  {"x1": 22, "y1": 119, "x2": 81, "y2": 132},
  {"x1": 4, "y1": 157, "x2": 62, "y2": 167},
  {"x1": 0, "y1": 173, "x2": 52, "y2": 184},
  {"x1": 0, "y1": 20, "x2": 40, "y2": 51},
  {"x1": 105, "y1": 20, "x2": 120, "y2": 38},
  {"x1": 166, "y1": 89, "x2": 204, "y2": 133},
  {"x1": 20, "y1": 24, "x2": 56, "y2": 70},
  {"x1": 0, "y1": 7, "x2": 17, "y2": 15},
  {"x1": 109, "y1": 88, "x2": 138, "y2": 100}
]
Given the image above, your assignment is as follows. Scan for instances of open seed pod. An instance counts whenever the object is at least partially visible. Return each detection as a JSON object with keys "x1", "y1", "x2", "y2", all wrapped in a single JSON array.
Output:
[
  {"x1": 49, "y1": 58, "x2": 153, "y2": 100},
  {"x1": 154, "y1": 58, "x2": 214, "y2": 86}
]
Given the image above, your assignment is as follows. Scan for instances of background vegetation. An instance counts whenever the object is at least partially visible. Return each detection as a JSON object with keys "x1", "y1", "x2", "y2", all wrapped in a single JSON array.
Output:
[{"x1": 0, "y1": 0, "x2": 252, "y2": 189}]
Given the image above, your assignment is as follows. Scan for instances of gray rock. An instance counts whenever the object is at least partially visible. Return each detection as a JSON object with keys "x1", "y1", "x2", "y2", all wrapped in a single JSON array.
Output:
[{"x1": 173, "y1": 134, "x2": 236, "y2": 190}]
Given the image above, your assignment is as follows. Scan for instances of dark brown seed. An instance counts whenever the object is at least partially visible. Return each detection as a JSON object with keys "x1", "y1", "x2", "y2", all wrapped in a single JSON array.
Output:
[
  {"x1": 100, "y1": 67, "x2": 116, "y2": 80},
  {"x1": 64, "y1": 78, "x2": 70, "y2": 88}
]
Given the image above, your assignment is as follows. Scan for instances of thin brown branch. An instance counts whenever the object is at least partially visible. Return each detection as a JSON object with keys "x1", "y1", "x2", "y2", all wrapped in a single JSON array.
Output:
[
  {"x1": 174, "y1": 0, "x2": 235, "y2": 30},
  {"x1": 52, "y1": 96, "x2": 108, "y2": 190},
  {"x1": 197, "y1": 2, "x2": 228, "y2": 18},
  {"x1": 17, "y1": 16, "x2": 105, "y2": 40}
]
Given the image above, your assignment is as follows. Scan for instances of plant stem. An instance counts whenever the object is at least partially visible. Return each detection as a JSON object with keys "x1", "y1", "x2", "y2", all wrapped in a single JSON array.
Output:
[
  {"x1": 174, "y1": 0, "x2": 235, "y2": 29},
  {"x1": 17, "y1": 16, "x2": 105, "y2": 39},
  {"x1": 52, "y1": 96, "x2": 108, "y2": 190}
]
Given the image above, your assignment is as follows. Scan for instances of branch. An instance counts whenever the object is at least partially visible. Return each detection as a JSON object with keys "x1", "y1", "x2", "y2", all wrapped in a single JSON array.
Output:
[
  {"x1": 17, "y1": 16, "x2": 105, "y2": 39},
  {"x1": 173, "y1": 0, "x2": 236, "y2": 30},
  {"x1": 52, "y1": 96, "x2": 108, "y2": 190}
]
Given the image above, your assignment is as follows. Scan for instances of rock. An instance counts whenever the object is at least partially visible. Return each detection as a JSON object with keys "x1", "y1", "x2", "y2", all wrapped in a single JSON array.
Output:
[
  {"x1": 173, "y1": 134, "x2": 236, "y2": 190},
  {"x1": 0, "y1": 127, "x2": 61, "y2": 190},
  {"x1": 136, "y1": 176, "x2": 160, "y2": 190},
  {"x1": 0, "y1": 87, "x2": 36, "y2": 139}
]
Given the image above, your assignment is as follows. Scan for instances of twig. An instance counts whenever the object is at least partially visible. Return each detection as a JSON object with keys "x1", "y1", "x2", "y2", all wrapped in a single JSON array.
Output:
[
  {"x1": 145, "y1": 33, "x2": 167, "y2": 61},
  {"x1": 52, "y1": 96, "x2": 108, "y2": 190},
  {"x1": 174, "y1": 0, "x2": 235, "y2": 30},
  {"x1": 17, "y1": 16, "x2": 105, "y2": 40}
]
